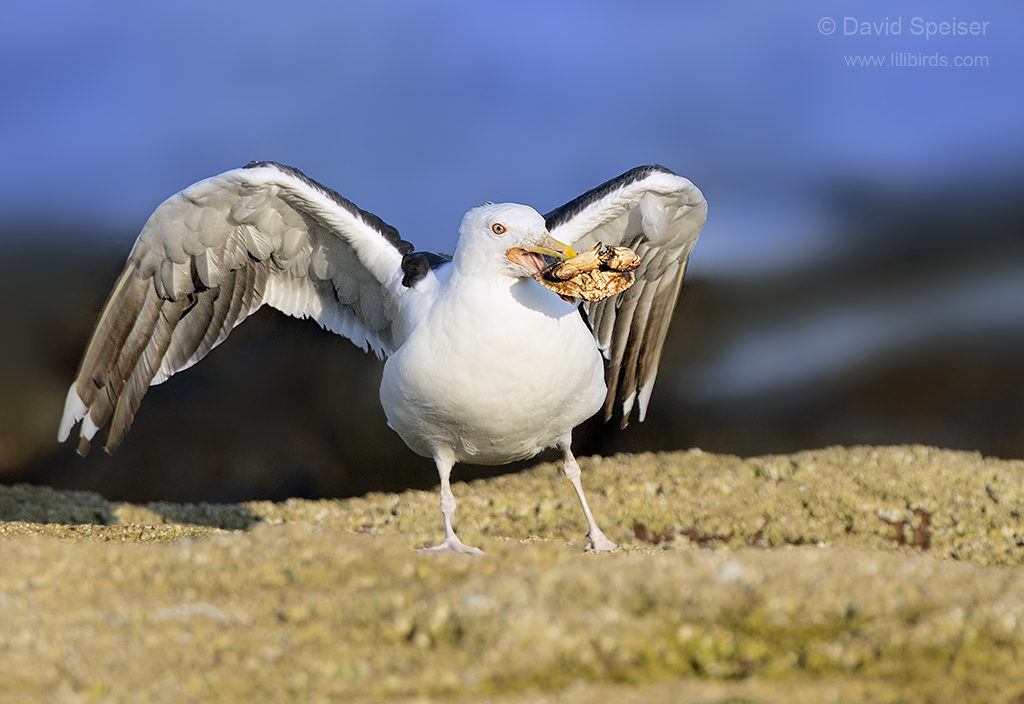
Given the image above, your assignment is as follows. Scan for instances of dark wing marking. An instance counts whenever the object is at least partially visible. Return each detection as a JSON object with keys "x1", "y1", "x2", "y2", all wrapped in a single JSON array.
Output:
[{"x1": 401, "y1": 251, "x2": 453, "y2": 287}]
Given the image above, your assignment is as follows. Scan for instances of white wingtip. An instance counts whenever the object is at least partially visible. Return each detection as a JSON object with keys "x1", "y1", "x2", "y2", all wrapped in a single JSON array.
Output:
[
  {"x1": 81, "y1": 413, "x2": 100, "y2": 442},
  {"x1": 57, "y1": 386, "x2": 88, "y2": 442},
  {"x1": 636, "y1": 373, "x2": 658, "y2": 423},
  {"x1": 621, "y1": 390, "x2": 636, "y2": 421}
]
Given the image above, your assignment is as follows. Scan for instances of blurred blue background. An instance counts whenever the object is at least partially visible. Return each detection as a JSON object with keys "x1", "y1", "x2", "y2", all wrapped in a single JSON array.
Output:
[{"x1": 2, "y1": 1, "x2": 1023, "y2": 501}]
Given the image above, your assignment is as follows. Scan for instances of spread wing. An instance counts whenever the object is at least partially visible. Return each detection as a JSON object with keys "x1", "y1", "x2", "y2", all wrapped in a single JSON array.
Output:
[
  {"x1": 58, "y1": 161, "x2": 432, "y2": 454},
  {"x1": 545, "y1": 165, "x2": 707, "y2": 427}
]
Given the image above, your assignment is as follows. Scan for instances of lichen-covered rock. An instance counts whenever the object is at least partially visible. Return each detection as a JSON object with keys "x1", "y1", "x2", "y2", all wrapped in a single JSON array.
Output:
[{"x1": 3, "y1": 445, "x2": 1024, "y2": 703}]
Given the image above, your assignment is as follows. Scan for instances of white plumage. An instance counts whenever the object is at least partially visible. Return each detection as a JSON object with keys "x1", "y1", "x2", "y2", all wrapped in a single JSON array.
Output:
[{"x1": 58, "y1": 161, "x2": 706, "y2": 553}]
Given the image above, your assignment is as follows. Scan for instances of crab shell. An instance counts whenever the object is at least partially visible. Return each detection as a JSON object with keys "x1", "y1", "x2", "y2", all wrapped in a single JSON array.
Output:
[
  {"x1": 534, "y1": 243, "x2": 641, "y2": 302},
  {"x1": 548, "y1": 244, "x2": 641, "y2": 281}
]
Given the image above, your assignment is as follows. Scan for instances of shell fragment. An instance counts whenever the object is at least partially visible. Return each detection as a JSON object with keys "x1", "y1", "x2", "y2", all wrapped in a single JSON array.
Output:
[{"x1": 535, "y1": 243, "x2": 640, "y2": 302}]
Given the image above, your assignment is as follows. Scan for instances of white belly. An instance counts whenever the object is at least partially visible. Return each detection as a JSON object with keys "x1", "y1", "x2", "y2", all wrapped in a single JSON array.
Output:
[{"x1": 380, "y1": 277, "x2": 606, "y2": 464}]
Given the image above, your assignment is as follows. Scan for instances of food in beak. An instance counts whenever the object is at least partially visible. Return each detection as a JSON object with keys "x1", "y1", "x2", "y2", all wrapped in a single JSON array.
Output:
[
  {"x1": 533, "y1": 243, "x2": 641, "y2": 302},
  {"x1": 546, "y1": 244, "x2": 640, "y2": 281}
]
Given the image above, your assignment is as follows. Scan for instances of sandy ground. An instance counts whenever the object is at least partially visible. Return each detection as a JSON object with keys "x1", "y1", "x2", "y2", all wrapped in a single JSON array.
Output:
[{"x1": 3, "y1": 444, "x2": 1024, "y2": 703}]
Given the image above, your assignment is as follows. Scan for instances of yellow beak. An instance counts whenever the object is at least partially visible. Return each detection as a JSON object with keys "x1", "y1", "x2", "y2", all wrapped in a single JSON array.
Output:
[{"x1": 524, "y1": 233, "x2": 576, "y2": 260}]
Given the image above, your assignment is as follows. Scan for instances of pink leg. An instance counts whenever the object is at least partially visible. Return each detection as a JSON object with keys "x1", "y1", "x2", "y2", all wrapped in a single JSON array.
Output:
[
  {"x1": 560, "y1": 438, "x2": 617, "y2": 552},
  {"x1": 417, "y1": 447, "x2": 484, "y2": 555}
]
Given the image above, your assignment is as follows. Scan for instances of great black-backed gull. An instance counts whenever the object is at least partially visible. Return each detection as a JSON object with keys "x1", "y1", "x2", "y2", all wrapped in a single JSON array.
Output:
[{"x1": 58, "y1": 161, "x2": 707, "y2": 553}]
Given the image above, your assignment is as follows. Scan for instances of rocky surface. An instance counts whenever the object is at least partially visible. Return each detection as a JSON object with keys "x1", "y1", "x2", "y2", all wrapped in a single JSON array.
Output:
[{"x1": 3, "y1": 445, "x2": 1024, "y2": 702}]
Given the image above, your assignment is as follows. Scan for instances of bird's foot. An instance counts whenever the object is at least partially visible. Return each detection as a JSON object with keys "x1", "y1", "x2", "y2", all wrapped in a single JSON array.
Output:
[
  {"x1": 417, "y1": 536, "x2": 485, "y2": 556},
  {"x1": 584, "y1": 529, "x2": 618, "y2": 552}
]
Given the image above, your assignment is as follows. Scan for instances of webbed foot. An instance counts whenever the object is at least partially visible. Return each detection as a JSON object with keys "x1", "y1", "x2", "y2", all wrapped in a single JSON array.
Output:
[
  {"x1": 417, "y1": 536, "x2": 485, "y2": 556},
  {"x1": 584, "y1": 529, "x2": 618, "y2": 552}
]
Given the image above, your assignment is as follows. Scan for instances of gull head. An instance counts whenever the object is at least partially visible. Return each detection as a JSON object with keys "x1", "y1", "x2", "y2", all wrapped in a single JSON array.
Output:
[{"x1": 455, "y1": 203, "x2": 575, "y2": 279}]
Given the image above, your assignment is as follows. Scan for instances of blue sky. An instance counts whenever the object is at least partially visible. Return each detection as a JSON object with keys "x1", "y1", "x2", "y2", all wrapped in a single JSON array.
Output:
[{"x1": 3, "y1": 1, "x2": 1022, "y2": 275}]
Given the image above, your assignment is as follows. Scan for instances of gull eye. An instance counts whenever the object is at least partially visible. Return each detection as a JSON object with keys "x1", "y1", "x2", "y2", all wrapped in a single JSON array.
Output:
[{"x1": 491, "y1": 222, "x2": 507, "y2": 236}]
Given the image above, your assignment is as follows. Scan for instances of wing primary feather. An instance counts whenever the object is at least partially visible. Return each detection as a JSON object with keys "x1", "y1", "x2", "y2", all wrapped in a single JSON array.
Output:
[
  {"x1": 105, "y1": 296, "x2": 190, "y2": 452},
  {"x1": 598, "y1": 285, "x2": 643, "y2": 421},
  {"x1": 88, "y1": 288, "x2": 166, "y2": 449},
  {"x1": 615, "y1": 281, "x2": 657, "y2": 428},
  {"x1": 589, "y1": 293, "x2": 616, "y2": 355},
  {"x1": 107, "y1": 285, "x2": 166, "y2": 401},
  {"x1": 72, "y1": 271, "x2": 164, "y2": 453},
  {"x1": 634, "y1": 258, "x2": 689, "y2": 419},
  {"x1": 71, "y1": 265, "x2": 147, "y2": 410}
]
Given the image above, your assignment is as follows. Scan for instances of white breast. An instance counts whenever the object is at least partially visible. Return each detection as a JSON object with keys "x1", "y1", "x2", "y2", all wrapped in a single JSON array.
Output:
[{"x1": 380, "y1": 275, "x2": 606, "y2": 464}]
